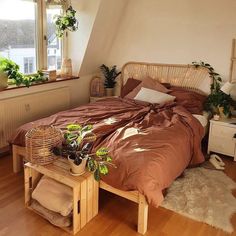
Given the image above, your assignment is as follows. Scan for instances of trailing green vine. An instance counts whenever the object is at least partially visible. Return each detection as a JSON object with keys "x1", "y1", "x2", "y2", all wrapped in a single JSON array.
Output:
[
  {"x1": 192, "y1": 61, "x2": 233, "y2": 116},
  {"x1": 0, "y1": 57, "x2": 47, "y2": 87}
]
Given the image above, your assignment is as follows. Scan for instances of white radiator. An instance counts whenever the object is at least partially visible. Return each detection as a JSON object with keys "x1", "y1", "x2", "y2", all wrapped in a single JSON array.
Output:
[{"x1": 0, "y1": 87, "x2": 70, "y2": 148}]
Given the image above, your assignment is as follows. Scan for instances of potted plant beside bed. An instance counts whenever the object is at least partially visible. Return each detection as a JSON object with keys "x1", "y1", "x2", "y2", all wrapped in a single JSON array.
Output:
[
  {"x1": 100, "y1": 64, "x2": 121, "y2": 96},
  {"x1": 192, "y1": 61, "x2": 234, "y2": 118},
  {"x1": 53, "y1": 124, "x2": 115, "y2": 181}
]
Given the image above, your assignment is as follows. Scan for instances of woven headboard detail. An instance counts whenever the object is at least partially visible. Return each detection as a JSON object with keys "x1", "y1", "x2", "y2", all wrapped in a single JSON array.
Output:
[{"x1": 120, "y1": 62, "x2": 211, "y2": 95}]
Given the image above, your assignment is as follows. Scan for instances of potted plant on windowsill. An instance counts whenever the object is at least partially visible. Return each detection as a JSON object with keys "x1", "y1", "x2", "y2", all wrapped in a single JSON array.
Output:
[
  {"x1": 0, "y1": 71, "x2": 8, "y2": 91},
  {"x1": 52, "y1": 124, "x2": 115, "y2": 181},
  {"x1": 0, "y1": 57, "x2": 47, "y2": 88},
  {"x1": 192, "y1": 61, "x2": 233, "y2": 117},
  {"x1": 100, "y1": 64, "x2": 121, "y2": 96}
]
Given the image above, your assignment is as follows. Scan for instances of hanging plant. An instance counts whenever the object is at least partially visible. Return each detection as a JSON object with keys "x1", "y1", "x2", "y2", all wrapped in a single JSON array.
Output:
[{"x1": 54, "y1": 6, "x2": 78, "y2": 38}]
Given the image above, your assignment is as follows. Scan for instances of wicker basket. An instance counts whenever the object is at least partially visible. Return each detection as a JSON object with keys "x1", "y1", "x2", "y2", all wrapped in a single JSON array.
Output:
[
  {"x1": 90, "y1": 76, "x2": 105, "y2": 97},
  {"x1": 25, "y1": 125, "x2": 63, "y2": 165}
]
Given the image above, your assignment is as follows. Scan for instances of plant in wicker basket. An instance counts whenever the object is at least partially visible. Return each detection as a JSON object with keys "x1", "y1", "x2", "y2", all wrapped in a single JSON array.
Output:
[{"x1": 52, "y1": 124, "x2": 115, "y2": 181}]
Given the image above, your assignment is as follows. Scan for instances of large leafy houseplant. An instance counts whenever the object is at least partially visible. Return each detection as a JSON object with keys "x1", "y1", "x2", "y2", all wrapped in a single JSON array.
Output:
[
  {"x1": 0, "y1": 57, "x2": 47, "y2": 87},
  {"x1": 192, "y1": 61, "x2": 233, "y2": 116},
  {"x1": 54, "y1": 6, "x2": 78, "y2": 38},
  {"x1": 100, "y1": 64, "x2": 121, "y2": 89},
  {"x1": 53, "y1": 124, "x2": 115, "y2": 181}
]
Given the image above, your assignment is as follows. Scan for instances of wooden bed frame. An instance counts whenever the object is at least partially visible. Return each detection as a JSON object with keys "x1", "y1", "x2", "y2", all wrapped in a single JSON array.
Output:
[{"x1": 12, "y1": 62, "x2": 211, "y2": 234}]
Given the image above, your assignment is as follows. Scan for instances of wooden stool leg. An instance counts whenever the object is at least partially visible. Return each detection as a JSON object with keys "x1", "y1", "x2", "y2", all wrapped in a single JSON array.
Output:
[
  {"x1": 80, "y1": 180, "x2": 87, "y2": 229},
  {"x1": 13, "y1": 145, "x2": 23, "y2": 173},
  {"x1": 138, "y1": 194, "x2": 148, "y2": 235},
  {"x1": 24, "y1": 165, "x2": 31, "y2": 206},
  {"x1": 73, "y1": 186, "x2": 81, "y2": 235},
  {"x1": 93, "y1": 178, "x2": 99, "y2": 217}
]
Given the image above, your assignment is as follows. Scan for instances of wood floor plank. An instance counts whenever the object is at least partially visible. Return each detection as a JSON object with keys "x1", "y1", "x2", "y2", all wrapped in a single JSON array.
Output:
[{"x1": 0, "y1": 155, "x2": 235, "y2": 236}]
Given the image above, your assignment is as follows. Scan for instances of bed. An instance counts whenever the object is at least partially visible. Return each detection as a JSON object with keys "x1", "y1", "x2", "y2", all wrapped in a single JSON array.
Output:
[{"x1": 10, "y1": 62, "x2": 211, "y2": 234}]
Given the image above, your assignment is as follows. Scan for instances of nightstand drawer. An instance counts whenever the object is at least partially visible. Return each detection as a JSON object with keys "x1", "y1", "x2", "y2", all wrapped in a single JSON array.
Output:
[
  {"x1": 210, "y1": 136, "x2": 235, "y2": 155},
  {"x1": 211, "y1": 124, "x2": 236, "y2": 139}
]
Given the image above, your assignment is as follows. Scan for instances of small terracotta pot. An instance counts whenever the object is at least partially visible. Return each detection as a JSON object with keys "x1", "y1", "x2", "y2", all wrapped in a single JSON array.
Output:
[
  {"x1": 105, "y1": 88, "x2": 114, "y2": 96},
  {"x1": 68, "y1": 156, "x2": 87, "y2": 175}
]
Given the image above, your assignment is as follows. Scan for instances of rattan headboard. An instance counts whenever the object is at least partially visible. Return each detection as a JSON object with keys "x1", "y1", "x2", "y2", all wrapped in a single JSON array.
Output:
[{"x1": 119, "y1": 62, "x2": 211, "y2": 95}]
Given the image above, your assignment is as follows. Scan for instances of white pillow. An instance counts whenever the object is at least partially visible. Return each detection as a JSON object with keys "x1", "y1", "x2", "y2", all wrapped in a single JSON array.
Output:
[{"x1": 134, "y1": 87, "x2": 175, "y2": 104}]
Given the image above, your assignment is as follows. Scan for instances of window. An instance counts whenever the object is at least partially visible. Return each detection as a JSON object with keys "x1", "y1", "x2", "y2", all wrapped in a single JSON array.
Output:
[
  {"x1": 0, "y1": 0, "x2": 37, "y2": 74},
  {"x1": 0, "y1": 0, "x2": 67, "y2": 74},
  {"x1": 24, "y1": 57, "x2": 34, "y2": 74},
  {"x1": 46, "y1": 4, "x2": 63, "y2": 70}
]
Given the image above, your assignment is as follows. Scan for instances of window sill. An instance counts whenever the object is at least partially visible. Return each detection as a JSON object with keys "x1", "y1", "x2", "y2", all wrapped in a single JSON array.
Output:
[{"x1": 1, "y1": 76, "x2": 80, "y2": 92}]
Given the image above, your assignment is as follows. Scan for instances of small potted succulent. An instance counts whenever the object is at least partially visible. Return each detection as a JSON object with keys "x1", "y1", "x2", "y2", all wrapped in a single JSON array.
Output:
[
  {"x1": 53, "y1": 124, "x2": 115, "y2": 181},
  {"x1": 54, "y1": 6, "x2": 78, "y2": 38},
  {"x1": 100, "y1": 64, "x2": 121, "y2": 96},
  {"x1": 192, "y1": 61, "x2": 234, "y2": 117}
]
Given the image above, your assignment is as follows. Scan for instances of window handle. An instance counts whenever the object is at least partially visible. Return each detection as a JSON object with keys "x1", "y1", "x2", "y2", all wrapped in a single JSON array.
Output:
[{"x1": 44, "y1": 35, "x2": 47, "y2": 41}]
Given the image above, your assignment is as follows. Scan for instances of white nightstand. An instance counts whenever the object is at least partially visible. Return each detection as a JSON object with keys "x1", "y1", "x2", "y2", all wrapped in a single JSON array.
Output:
[{"x1": 208, "y1": 118, "x2": 236, "y2": 161}]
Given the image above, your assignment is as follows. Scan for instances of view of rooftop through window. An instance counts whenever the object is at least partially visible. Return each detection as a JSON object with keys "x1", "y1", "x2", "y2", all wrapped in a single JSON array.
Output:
[
  {"x1": 0, "y1": 0, "x2": 37, "y2": 74},
  {"x1": 47, "y1": 6, "x2": 63, "y2": 71},
  {"x1": 0, "y1": 0, "x2": 63, "y2": 74}
]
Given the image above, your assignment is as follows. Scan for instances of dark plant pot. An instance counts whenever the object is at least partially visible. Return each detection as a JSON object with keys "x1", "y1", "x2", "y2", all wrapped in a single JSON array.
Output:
[
  {"x1": 105, "y1": 88, "x2": 114, "y2": 96},
  {"x1": 68, "y1": 156, "x2": 87, "y2": 175}
]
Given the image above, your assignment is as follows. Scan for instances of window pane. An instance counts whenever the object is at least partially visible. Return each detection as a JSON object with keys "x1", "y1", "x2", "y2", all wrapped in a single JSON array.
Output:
[
  {"x1": 47, "y1": 5, "x2": 63, "y2": 70},
  {"x1": 0, "y1": 0, "x2": 37, "y2": 74}
]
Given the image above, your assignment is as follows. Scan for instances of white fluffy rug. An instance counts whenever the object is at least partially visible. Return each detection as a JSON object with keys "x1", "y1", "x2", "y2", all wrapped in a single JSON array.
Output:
[{"x1": 161, "y1": 168, "x2": 236, "y2": 233}]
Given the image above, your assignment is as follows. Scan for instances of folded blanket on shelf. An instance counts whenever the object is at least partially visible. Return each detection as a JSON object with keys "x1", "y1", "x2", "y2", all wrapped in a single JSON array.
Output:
[
  {"x1": 31, "y1": 200, "x2": 72, "y2": 227},
  {"x1": 32, "y1": 176, "x2": 73, "y2": 217}
]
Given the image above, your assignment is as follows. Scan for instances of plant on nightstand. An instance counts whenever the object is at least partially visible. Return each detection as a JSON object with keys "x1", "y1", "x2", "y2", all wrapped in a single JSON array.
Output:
[
  {"x1": 52, "y1": 124, "x2": 116, "y2": 181},
  {"x1": 100, "y1": 64, "x2": 121, "y2": 96},
  {"x1": 192, "y1": 61, "x2": 233, "y2": 117}
]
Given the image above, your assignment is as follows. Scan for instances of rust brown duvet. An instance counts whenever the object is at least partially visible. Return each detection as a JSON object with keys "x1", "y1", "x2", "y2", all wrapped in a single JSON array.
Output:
[{"x1": 10, "y1": 97, "x2": 205, "y2": 207}]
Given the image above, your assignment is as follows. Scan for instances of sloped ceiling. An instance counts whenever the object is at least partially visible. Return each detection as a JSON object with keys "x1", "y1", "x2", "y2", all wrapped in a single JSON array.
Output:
[{"x1": 68, "y1": 0, "x2": 127, "y2": 76}]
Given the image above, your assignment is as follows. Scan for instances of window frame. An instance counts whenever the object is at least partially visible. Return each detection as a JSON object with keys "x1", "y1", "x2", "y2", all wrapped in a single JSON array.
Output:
[
  {"x1": 38, "y1": 0, "x2": 68, "y2": 71},
  {"x1": 0, "y1": 0, "x2": 68, "y2": 74}
]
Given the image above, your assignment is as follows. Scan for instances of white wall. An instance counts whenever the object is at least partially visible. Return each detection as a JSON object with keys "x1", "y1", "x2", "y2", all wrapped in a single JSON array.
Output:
[
  {"x1": 107, "y1": 0, "x2": 236, "y2": 81},
  {"x1": 79, "y1": 0, "x2": 127, "y2": 75},
  {"x1": 68, "y1": 0, "x2": 102, "y2": 76}
]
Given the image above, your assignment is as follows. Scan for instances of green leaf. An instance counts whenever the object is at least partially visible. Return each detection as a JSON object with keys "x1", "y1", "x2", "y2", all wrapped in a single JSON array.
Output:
[
  {"x1": 81, "y1": 124, "x2": 93, "y2": 132},
  {"x1": 76, "y1": 136, "x2": 82, "y2": 144},
  {"x1": 106, "y1": 156, "x2": 112, "y2": 162},
  {"x1": 99, "y1": 164, "x2": 109, "y2": 175},
  {"x1": 96, "y1": 147, "x2": 108, "y2": 157},
  {"x1": 94, "y1": 169, "x2": 100, "y2": 181},
  {"x1": 87, "y1": 159, "x2": 96, "y2": 172},
  {"x1": 67, "y1": 124, "x2": 82, "y2": 131},
  {"x1": 67, "y1": 133, "x2": 78, "y2": 141}
]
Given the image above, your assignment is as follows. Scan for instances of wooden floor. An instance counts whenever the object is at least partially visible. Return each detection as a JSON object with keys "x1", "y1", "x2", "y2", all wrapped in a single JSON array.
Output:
[{"x1": 0, "y1": 155, "x2": 235, "y2": 236}]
